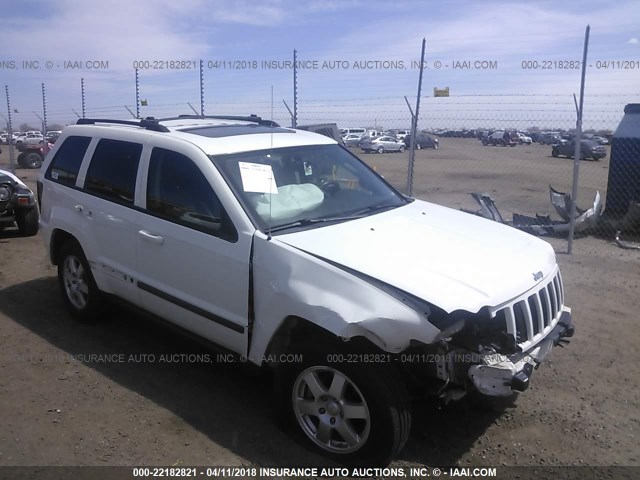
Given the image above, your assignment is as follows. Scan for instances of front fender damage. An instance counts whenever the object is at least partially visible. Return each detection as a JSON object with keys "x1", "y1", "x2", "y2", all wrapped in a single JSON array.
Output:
[{"x1": 249, "y1": 233, "x2": 441, "y2": 363}]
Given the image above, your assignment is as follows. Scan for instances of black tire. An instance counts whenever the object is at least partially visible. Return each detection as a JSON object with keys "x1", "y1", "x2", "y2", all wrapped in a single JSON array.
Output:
[
  {"x1": 15, "y1": 208, "x2": 39, "y2": 236},
  {"x1": 552, "y1": 149, "x2": 559, "y2": 157},
  {"x1": 57, "y1": 240, "x2": 103, "y2": 322},
  {"x1": 481, "y1": 140, "x2": 487, "y2": 146},
  {"x1": 434, "y1": 143, "x2": 438, "y2": 150},
  {"x1": 275, "y1": 357, "x2": 411, "y2": 466},
  {"x1": 17, "y1": 153, "x2": 26, "y2": 167},
  {"x1": 24, "y1": 152, "x2": 43, "y2": 169},
  {"x1": 398, "y1": 145, "x2": 405, "y2": 153},
  {"x1": 376, "y1": 146, "x2": 384, "y2": 154},
  {"x1": 416, "y1": 143, "x2": 422, "y2": 150}
]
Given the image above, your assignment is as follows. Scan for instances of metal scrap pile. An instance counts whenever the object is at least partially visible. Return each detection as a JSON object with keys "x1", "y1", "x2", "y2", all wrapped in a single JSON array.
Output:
[{"x1": 464, "y1": 186, "x2": 602, "y2": 237}]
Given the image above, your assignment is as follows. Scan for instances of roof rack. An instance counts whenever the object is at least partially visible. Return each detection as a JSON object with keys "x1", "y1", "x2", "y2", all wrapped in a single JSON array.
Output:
[
  {"x1": 76, "y1": 118, "x2": 170, "y2": 132},
  {"x1": 76, "y1": 114, "x2": 280, "y2": 131},
  {"x1": 162, "y1": 114, "x2": 280, "y2": 127}
]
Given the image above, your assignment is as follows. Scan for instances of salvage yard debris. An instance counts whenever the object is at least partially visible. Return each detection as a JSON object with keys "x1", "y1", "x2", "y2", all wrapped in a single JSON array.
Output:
[{"x1": 464, "y1": 186, "x2": 602, "y2": 236}]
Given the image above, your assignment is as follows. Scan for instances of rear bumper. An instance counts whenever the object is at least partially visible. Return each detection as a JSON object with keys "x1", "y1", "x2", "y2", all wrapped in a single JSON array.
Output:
[{"x1": 467, "y1": 307, "x2": 574, "y2": 397}]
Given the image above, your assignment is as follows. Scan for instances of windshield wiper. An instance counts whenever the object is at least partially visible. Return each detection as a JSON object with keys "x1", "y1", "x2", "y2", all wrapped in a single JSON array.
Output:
[
  {"x1": 267, "y1": 203, "x2": 400, "y2": 234},
  {"x1": 350, "y1": 202, "x2": 400, "y2": 216},
  {"x1": 268, "y1": 215, "x2": 367, "y2": 233}
]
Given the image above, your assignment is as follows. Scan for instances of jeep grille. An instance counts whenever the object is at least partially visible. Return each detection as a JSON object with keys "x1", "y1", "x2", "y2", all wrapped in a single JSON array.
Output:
[{"x1": 492, "y1": 269, "x2": 564, "y2": 351}]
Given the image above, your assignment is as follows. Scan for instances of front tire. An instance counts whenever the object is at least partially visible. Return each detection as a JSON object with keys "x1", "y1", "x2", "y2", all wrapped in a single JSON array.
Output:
[
  {"x1": 15, "y1": 208, "x2": 39, "y2": 236},
  {"x1": 376, "y1": 146, "x2": 384, "y2": 154},
  {"x1": 57, "y1": 240, "x2": 102, "y2": 322},
  {"x1": 275, "y1": 360, "x2": 411, "y2": 465},
  {"x1": 416, "y1": 143, "x2": 422, "y2": 150}
]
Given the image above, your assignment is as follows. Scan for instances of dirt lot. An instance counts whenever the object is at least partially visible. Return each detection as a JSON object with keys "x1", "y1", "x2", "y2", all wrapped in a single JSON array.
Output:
[{"x1": 0, "y1": 139, "x2": 638, "y2": 469}]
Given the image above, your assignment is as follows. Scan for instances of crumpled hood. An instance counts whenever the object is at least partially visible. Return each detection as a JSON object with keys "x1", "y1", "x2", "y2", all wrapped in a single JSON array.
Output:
[{"x1": 277, "y1": 199, "x2": 557, "y2": 313}]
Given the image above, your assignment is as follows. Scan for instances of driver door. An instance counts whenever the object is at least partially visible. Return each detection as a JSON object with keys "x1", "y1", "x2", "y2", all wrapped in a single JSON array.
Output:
[{"x1": 136, "y1": 146, "x2": 251, "y2": 353}]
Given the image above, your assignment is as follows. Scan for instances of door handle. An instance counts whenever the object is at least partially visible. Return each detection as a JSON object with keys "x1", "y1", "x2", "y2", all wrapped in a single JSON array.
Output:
[{"x1": 138, "y1": 230, "x2": 164, "y2": 245}]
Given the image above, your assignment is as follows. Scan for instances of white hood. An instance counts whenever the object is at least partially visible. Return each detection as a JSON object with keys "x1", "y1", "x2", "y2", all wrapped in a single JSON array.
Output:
[{"x1": 277, "y1": 199, "x2": 557, "y2": 313}]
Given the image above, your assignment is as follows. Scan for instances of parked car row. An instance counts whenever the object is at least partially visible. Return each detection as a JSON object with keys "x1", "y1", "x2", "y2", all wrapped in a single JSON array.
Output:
[
  {"x1": 1, "y1": 130, "x2": 62, "y2": 145},
  {"x1": 341, "y1": 128, "x2": 439, "y2": 153}
]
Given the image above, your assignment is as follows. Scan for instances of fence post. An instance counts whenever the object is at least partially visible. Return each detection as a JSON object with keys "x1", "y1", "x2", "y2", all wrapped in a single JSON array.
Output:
[
  {"x1": 407, "y1": 38, "x2": 426, "y2": 197},
  {"x1": 293, "y1": 49, "x2": 298, "y2": 128},
  {"x1": 567, "y1": 25, "x2": 591, "y2": 254},
  {"x1": 200, "y1": 60, "x2": 205, "y2": 116},
  {"x1": 135, "y1": 68, "x2": 140, "y2": 119},
  {"x1": 81, "y1": 78, "x2": 86, "y2": 118},
  {"x1": 283, "y1": 100, "x2": 294, "y2": 127},
  {"x1": 5, "y1": 85, "x2": 15, "y2": 173}
]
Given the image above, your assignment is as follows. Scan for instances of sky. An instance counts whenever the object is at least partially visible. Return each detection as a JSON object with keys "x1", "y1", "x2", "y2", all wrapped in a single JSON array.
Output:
[{"x1": 1, "y1": 0, "x2": 639, "y2": 131}]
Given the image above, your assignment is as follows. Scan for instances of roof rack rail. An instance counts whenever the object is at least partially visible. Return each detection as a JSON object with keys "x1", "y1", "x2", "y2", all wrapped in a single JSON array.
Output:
[
  {"x1": 159, "y1": 114, "x2": 280, "y2": 127},
  {"x1": 76, "y1": 118, "x2": 170, "y2": 132}
]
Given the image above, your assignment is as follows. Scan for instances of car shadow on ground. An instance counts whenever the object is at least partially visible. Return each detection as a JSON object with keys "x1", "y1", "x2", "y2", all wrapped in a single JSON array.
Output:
[
  {"x1": 0, "y1": 277, "x2": 503, "y2": 467},
  {"x1": 0, "y1": 227, "x2": 30, "y2": 239}
]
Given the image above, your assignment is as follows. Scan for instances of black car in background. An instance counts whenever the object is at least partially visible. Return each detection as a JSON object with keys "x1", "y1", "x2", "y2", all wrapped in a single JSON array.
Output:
[
  {"x1": 403, "y1": 132, "x2": 439, "y2": 149},
  {"x1": 551, "y1": 139, "x2": 607, "y2": 161}
]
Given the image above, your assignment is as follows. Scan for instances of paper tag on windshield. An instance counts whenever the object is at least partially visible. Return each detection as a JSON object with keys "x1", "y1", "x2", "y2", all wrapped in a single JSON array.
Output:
[{"x1": 238, "y1": 162, "x2": 278, "y2": 194}]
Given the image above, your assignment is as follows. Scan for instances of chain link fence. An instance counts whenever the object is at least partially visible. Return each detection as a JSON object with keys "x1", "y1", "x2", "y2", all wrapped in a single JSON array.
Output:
[{"x1": 3, "y1": 40, "x2": 639, "y2": 247}]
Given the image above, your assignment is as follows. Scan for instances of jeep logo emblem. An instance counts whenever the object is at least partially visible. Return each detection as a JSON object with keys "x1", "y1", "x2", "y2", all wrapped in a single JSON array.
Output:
[{"x1": 533, "y1": 271, "x2": 544, "y2": 281}]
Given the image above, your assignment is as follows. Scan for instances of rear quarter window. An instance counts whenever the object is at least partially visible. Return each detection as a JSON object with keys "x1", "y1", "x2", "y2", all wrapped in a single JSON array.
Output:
[
  {"x1": 84, "y1": 139, "x2": 142, "y2": 205},
  {"x1": 45, "y1": 135, "x2": 92, "y2": 186}
]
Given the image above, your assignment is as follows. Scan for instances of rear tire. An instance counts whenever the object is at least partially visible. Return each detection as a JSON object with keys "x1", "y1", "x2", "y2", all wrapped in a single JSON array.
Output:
[
  {"x1": 416, "y1": 143, "x2": 422, "y2": 150},
  {"x1": 15, "y1": 208, "x2": 39, "y2": 236},
  {"x1": 24, "y1": 152, "x2": 43, "y2": 169},
  {"x1": 398, "y1": 145, "x2": 405, "y2": 153},
  {"x1": 275, "y1": 356, "x2": 411, "y2": 466},
  {"x1": 57, "y1": 240, "x2": 103, "y2": 322},
  {"x1": 377, "y1": 146, "x2": 384, "y2": 154}
]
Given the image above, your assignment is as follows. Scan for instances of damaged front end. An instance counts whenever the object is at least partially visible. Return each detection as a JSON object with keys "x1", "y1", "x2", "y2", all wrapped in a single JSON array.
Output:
[{"x1": 400, "y1": 269, "x2": 575, "y2": 400}]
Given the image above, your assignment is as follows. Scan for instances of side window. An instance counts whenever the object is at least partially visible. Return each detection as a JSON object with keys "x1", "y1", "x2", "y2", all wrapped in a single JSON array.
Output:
[
  {"x1": 45, "y1": 135, "x2": 92, "y2": 186},
  {"x1": 84, "y1": 139, "x2": 142, "y2": 205},
  {"x1": 146, "y1": 148, "x2": 237, "y2": 241}
]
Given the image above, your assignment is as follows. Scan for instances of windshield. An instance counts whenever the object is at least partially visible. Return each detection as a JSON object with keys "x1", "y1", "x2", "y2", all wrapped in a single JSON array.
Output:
[{"x1": 212, "y1": 144, "x2": 408, "y2": 233}]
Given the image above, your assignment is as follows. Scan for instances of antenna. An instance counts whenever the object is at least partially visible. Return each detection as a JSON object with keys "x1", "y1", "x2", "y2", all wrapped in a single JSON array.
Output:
[{"x1": 267, "y1": 85, "x2": 274, "y2": 241}]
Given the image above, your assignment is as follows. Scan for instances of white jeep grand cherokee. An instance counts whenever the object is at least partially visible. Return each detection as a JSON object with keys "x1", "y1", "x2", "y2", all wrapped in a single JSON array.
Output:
[{"x1": 38, "y1": 115, "x2": 574, "y2": 465}]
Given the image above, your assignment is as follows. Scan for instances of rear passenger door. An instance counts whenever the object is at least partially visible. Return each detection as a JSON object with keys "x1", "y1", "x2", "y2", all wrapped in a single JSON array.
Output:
[
  {"x1": 75, "y1": 138, "x2": 143, "y2": 304},
  {"x1": 136, "y1": 145, "x2": 251, "y2": 354}
]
